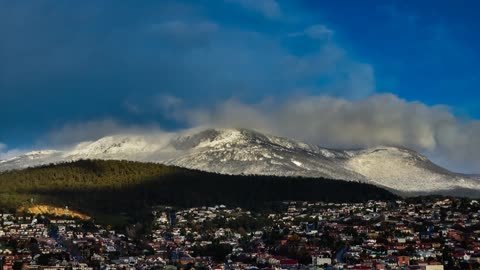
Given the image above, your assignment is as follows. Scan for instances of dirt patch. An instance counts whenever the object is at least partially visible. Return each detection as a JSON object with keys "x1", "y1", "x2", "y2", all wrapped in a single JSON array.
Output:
[{"x1": 19, "y1": 205, "x2": 91, "y2": 220}]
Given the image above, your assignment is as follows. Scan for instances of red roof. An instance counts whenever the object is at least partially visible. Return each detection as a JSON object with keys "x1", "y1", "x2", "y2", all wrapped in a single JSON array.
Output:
[
  {"x1": 350, "y1": 265, "x2": 371, "y2": 270},
  {"x1": 280, "y1": 259, "x2": 298, "y2": 265}
]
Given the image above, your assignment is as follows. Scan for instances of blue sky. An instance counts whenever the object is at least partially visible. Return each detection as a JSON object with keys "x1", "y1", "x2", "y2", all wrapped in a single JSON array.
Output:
[
  {"x1": 1, "y1": 0, "x2": 480, "y2": 171},
  {"x1": 307, "y1": 1, "x2": 480, "y2": 109}
]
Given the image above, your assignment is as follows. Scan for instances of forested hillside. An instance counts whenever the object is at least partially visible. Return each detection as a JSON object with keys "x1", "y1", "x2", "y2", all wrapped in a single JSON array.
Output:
[{"x1": 0, "y1": 160, "x2": 398, "y2": 219}]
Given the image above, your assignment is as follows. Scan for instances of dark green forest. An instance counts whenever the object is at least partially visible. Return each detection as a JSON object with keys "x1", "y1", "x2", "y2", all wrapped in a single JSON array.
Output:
[{"x1": 0, "y1": 160, "x2": 398, "y2": 219}]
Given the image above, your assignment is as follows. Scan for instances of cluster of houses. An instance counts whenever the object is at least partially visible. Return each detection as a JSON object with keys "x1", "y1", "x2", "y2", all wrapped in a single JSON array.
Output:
[
  {"x1": 146, "y1": 199, "x2": 480, "y2": 270},
  {"x1": 0, "y1": 197, "x2": 479, "y2": 269},
  {"x1": 0, "y1": 213, "x2": 166, "y2": 270}
]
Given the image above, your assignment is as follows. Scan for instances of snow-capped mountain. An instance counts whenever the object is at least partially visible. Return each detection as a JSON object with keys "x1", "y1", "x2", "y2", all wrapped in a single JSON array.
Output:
[
  {"x1": 1, "y1": 128, "x2": 479, "y2": 196},
  {"x1": 0, "y1": 150, "x2": 64, "y2": 172},
  {"x1": 166, "y1": 129, "x2": 364, "y2": 180}
]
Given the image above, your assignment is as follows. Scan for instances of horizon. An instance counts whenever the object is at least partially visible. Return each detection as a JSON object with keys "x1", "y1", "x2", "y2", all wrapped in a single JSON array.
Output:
[{"x1": 1, "y1": 1, "x2": 480, "y2": 173}]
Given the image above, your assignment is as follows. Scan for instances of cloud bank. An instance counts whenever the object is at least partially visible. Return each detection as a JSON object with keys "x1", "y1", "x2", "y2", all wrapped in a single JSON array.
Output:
[
  {"x1": 162, "y1": 94, "x2": 480, "y2": 173},
  {"x1": 46, "y1": 119, "x2": 163, "y2": 147},
  {"x1": 35, "y1": 94, "x2": 480, "y2": 173}
]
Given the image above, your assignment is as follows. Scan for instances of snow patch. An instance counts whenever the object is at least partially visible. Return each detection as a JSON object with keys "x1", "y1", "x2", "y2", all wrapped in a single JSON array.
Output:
[{"x1": 291, "y1": 159, "x2": 303, "y2": 167}]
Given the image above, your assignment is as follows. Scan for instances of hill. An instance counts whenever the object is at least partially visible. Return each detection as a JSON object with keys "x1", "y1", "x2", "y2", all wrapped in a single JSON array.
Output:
[{"x1": 0, "y1": 160, "x2": 397, "y2": 221}]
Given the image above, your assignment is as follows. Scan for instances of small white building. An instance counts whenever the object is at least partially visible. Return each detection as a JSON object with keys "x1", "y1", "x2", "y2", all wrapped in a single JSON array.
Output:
[{"x1": 312, "y1": 256, "x2": 332, "y2": 266}]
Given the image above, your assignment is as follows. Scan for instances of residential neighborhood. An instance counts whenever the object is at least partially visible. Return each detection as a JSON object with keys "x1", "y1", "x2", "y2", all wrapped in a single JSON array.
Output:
[{"x1": 1, "y1": 197, "x2": 480, "y2": 270}]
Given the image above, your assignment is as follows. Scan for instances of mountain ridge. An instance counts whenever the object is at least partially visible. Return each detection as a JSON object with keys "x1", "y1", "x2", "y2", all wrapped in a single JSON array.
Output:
[{"x1": 1, "y1": 128, "x2": 478, "y2": 196}]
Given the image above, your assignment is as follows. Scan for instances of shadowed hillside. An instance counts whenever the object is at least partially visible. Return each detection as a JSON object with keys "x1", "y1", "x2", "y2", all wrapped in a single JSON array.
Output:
[{"x1": 0, "y1": 160, "x2": 398, "y2": 218}]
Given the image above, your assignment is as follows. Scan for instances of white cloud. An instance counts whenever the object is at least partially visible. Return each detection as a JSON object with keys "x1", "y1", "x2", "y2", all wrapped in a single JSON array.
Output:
[
  {"x1": 0, "y1": 143, "x2": 6, "y2": 151},
  {"x1": 38, "y1": 93, "x2": 480, "y2": 173},
  {"x1": 46, "y1": 119, "x2": 163, "y2": 147},
  {"x1": 226, "y1": 0, "x2": 281, "y2": 19},
  {"x1": 165, "y1": 94, "x2": 480, "y2": 172}
]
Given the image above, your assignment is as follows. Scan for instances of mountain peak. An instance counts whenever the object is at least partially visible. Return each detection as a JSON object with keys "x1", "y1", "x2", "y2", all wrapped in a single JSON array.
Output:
[
  {"x1": 1, "y1": 128, "x2": 479, "y2": 197},
  {"x1": 359, "y1": 146, "x2": 429, "y2": 161},
  {"x1": 172, "y1": 128, "x2": 245, "y2": 149}
]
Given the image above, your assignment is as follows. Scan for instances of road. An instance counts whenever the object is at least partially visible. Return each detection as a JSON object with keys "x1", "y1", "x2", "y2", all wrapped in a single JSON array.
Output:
[{"x1": 335, "y1": 246, "x2": 348, "y2": 264}]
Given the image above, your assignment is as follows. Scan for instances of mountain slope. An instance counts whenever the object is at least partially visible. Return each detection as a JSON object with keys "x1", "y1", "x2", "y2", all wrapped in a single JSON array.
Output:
[
  {"x1": 345, "y1": 147, "x2": 478, "y2": 193},
  {"x1": 0, "y1": 160, "x2": 397, "y2": 219},
  {"x1": 0, "y1": 150, "x2": 63, "y2": 171},
  {"x1": 1, "y1": 128, "x2": 479, "y2": 196},
  {"x1": 165, "y1": 129, "x2": 364, "y2": 180},
  {"x1": 166, "y1": 129, "x2": 480, "y2": 195}
]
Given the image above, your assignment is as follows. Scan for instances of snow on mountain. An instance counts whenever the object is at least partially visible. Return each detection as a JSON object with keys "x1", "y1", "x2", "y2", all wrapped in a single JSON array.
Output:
[
  {"x1": 0, "y1": 150, "x2": 63, "y2": 171},
  {"x1": 1, "y1": 128, "x2": 479, "y2": 196},
  {"x1": 345, "y1": 147, "x2": 479, "y2": 193},
  {"x1": 66, "y1": 134, "x2": 173, "y2": 160},
  {"x1": 165, "y1": 129, "x2": 363, "y2": 180}
]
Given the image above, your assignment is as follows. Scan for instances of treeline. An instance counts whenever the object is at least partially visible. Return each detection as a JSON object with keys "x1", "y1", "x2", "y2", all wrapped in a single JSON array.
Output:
[
  {"x1": 0, "y1": 160, "x2": 398, "y2": 217},
  {"x1": 0, "y1": 159, "x2": 180, "y2": 191}
]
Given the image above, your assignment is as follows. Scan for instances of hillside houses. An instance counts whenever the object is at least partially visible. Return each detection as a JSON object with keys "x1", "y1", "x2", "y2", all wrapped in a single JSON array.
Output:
[{"x1": 0, "y1": 198, "x2": 479, "y2": 269}]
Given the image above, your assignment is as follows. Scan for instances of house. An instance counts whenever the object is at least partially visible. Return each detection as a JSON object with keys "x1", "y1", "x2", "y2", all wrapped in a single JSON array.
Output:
[
  {"x1": 312, "y1": 256, "x2": 331, "y2": 267},
  {"x1": 280, "y1": 259, "x2": 298, "y2": 269},
  {"x1": 397, "y1": 256, "x2": 410, "y2": 266},
  {"x1": 413, "y1": 262, "x2": 444, "y2": 270}
]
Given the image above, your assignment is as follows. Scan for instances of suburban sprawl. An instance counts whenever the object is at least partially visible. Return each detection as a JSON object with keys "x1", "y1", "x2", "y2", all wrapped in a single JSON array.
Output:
[{"x1": 1, "y1": 198, "x2": 480, "y2": 270}]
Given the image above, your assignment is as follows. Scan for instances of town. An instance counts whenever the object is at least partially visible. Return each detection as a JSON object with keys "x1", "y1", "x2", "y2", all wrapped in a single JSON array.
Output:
[{"x1": 1, "y1": 197, "x2": 479, "y2": 270}]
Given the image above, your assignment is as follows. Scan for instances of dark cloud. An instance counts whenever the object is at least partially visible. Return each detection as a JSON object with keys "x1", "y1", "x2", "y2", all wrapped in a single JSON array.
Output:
[
  {"x1": 0, "y1": 0, "x2": 373, "y2": 140},
  {"x1": 6, "y1": 0, "x2": 476, "y2": 174}
]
